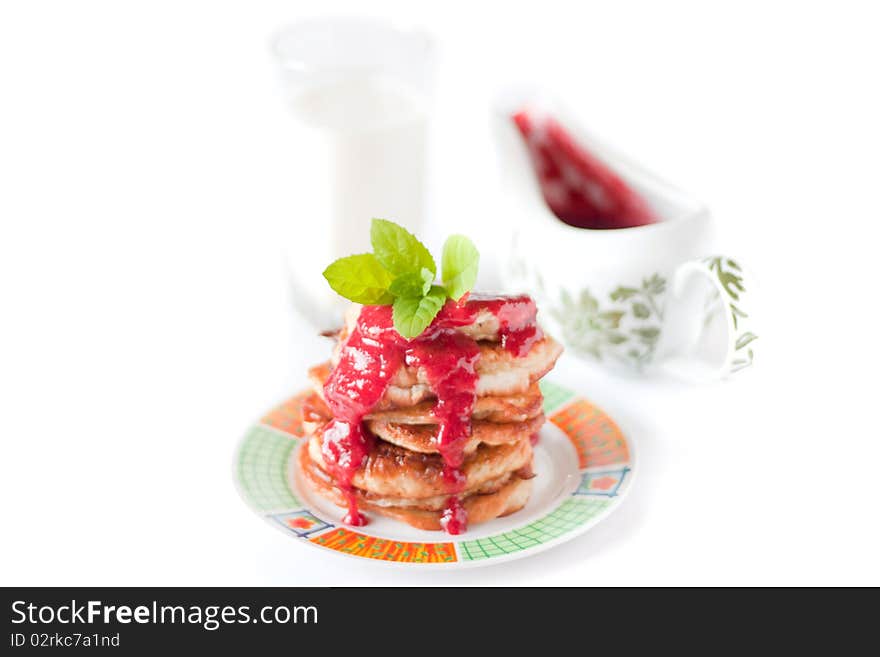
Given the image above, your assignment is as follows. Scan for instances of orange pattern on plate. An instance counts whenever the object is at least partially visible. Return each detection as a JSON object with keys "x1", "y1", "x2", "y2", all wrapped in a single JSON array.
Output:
[
  {"x1": 261, "y1": 391, "x2": 311, "y2": 437},
  {"x1": 549, "y1": 399, "x2": 629, "y2": 468},
  {"x1": 310, "y1": 529, "x2": 457, "y2": 563}
]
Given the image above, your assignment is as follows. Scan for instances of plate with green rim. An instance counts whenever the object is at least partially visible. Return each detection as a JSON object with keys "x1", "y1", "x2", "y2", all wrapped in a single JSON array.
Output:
[{"x1": 234, "y1": 379, "x2": 634, "y2": 567}]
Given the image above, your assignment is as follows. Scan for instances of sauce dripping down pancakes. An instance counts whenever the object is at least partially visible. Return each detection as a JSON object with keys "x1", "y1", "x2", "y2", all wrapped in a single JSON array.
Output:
[{"x1": 321, "y1": 294, "x2": 542, "y2": 534}]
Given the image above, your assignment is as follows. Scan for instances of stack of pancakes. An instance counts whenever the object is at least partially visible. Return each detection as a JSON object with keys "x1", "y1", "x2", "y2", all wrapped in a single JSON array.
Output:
[{"x1": 299, "y1": 304, "x2": 564, "y2": 531}]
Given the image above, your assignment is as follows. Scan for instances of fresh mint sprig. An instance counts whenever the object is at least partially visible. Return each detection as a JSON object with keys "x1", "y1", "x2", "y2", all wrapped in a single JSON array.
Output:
[{"x1": 322, "y1": 218, "x2": 480, "y2": 338}]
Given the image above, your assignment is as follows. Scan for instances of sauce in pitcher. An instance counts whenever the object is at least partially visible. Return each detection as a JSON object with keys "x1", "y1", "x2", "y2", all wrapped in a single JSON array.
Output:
[{"x1": 513, "y1": 109, "x2": 657, "y2": 230}]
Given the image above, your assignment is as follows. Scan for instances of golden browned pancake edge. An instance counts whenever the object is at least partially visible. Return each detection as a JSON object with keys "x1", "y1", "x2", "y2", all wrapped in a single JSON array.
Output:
[
  {"x1": 299, "y1": 447, "x2": 533, "y2": 531},
  {"x1": 306, "y1": 432, "x2": 533, "y2": 499},
  {"x1": 367, "y1": 413, "x2": 544, "y2": 454},
  {"x1": 303, "y1": 392, "x2": 544, "y2": 454}
]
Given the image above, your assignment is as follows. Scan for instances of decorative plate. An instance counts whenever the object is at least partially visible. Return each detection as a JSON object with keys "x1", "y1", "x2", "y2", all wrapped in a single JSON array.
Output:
[{"x1": 234, "y1": 380, "x2": 634, "y2": 567}]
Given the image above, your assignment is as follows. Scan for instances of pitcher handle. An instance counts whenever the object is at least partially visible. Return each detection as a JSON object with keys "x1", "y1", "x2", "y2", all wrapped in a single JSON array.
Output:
[{"x1": 660, "y1": 256, "x2": 758, "y2": 382}]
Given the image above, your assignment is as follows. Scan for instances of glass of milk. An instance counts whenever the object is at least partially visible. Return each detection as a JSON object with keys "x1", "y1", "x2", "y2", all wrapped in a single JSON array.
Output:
[{"x1": 272, "y1": 18, "x2": 434, "y2": 326}]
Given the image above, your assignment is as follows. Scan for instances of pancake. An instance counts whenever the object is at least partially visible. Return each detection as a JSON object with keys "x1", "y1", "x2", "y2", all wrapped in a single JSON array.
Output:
[
  {"x1": 300, "y1": 447, "x2": 533, "y2": 531},
  {"x1": 367, "y1": 385, "x2": 545, "y2": 423},
  {"x1": 330, "y1": 335, "x2": 562, "y2": 401},
  {"x1": 302, "y1": 449, "x2": 533, "y2": 510},
  {"x1": 310, "y1": 333, "x2": 562, "y2": 409},
  {"x1": 307, "y1": 432, "x2": 533, "y2": 499},
  {"x1": 367, "y1": 414, "x2": 544, "y2": 455},
  {"x1": 306, "y1": 371, "x2": 546, "y2": 423},
  {"x1": 302, "y1": 393, "x2": 544, "y2": 454}
]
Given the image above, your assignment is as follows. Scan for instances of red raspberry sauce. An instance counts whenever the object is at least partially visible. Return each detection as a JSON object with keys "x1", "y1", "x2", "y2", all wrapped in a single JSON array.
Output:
[{"x1": 513, "y1": 110, "x2": 656, "y2": 230}]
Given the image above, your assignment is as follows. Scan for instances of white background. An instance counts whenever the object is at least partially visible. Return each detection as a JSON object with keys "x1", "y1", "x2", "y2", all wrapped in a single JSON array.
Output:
[{"x1": 1, "y1": 1, "x2": 878, "y2": 586}]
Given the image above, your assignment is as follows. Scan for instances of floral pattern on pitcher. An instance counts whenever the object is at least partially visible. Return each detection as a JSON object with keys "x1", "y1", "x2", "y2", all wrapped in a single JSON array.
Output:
[
  {"x1": 548, "y1": 274, "x2": 666, "y2": 368},
  {"x1": 704, "y1": 256, "x2": 757, "y2": 374},
  {"x1": 512, "y1": 249, "x2": 756, "y2": 375},
  {"x1": 513, "y1": 251, "x2": 669, "y2": 369}
]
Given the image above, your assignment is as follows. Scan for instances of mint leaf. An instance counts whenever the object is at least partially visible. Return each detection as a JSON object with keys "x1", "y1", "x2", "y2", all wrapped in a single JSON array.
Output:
[
  {"x1": 371, "y1": 218, "x2": 436, "y2": 276},
  {"x1": 322, "y1": 253, "x2": 394, "y2": 305},
  {"x1": 392, "y1": 285, "x2": 447, "y2": 338},
  {"x1": 389, "y1": 267, "x2": 434, "y2": 298},
  {"x1": 322, "y1": 220, "x2": 482, "y2": 339},
  {"x1": 441, "y1": 234, "x2": 479, "y2": 301}
]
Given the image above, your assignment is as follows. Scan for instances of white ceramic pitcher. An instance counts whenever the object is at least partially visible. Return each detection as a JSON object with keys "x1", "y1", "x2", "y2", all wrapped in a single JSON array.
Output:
[{"x1": 494, "y1": 92, "x2": 757, "y2": 381}]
